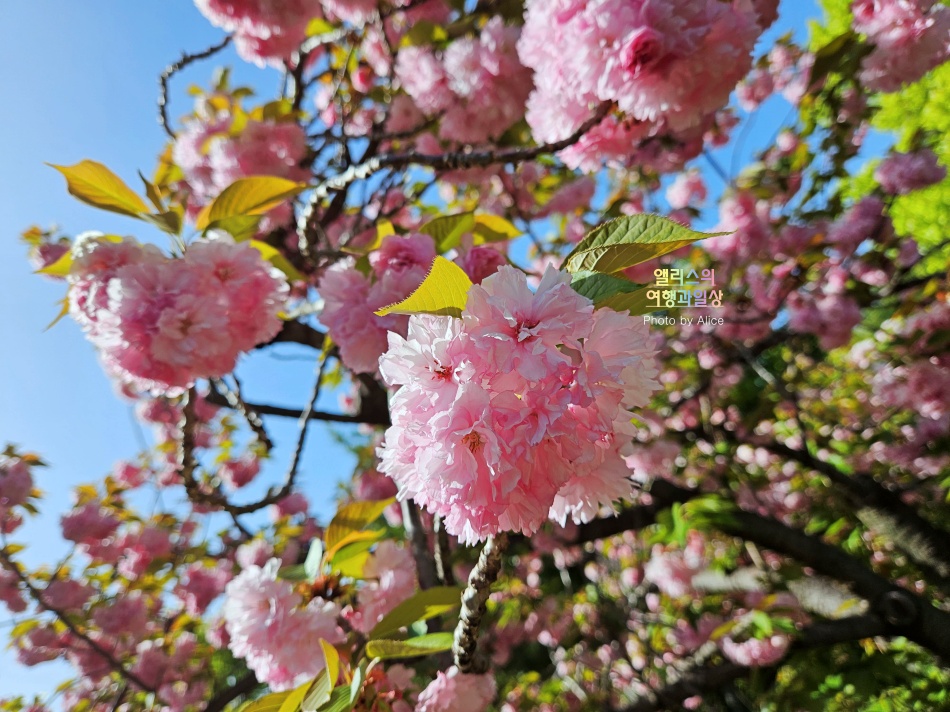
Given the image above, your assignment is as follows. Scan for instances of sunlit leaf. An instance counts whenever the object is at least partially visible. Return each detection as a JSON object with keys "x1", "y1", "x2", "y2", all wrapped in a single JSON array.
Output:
[
  {"x1": 278, "y1": 683, "x2": 311, "y2": 712},
  {"x1": 374, "y1": 257, "x2": 473, "y2": 318},
  {"x1": 419, "y1": 212, "x2": 475, "y2": 253},
  {"x1": 195, "y1": 176, "x2": 308, "y2": 230},
  {"x1": 562, "y1": 215, "x2": 728, "y2": 274},
  {"x1": 324, "y1": 499, "x2": 394, "y2": 559},
  {"x1": 302, "y1": 641, "x2": 340, "y2": 711},
  {"x1": 369, "y1": 586, "x2": 463, "y2": 639},
  {"x1": 328, "y1": 540, "x2": 375, "y2": 579},
  {"x1": 249, "y1": 240, "x2": 305, "y2": 283},
  {"x1": 238, "y1": 691, "x2": 293, "y2": 712},
  {"x1": 472, "y1": 214, "x2": 521, "y2": 243},
  {"x1": 50, "y1": 160, "x2": 150, "y2": 218},
  {"x1": 364, "y1": 632, "x2": 454, "y2": 660}
]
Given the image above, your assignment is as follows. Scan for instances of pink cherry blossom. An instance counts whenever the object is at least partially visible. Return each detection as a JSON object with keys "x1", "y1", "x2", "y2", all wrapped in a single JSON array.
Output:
[
  {"x1": 223, "y1": 558, "x2": 345, "y2": 690},
  {"x1": 176, "y1": 561, "x2": 233, "y2": 615},
  {"x1": 875, "y1": 149, "x2": 946, "y2": 194},
  {"x1": 666, "y1": 170, "x2": 707, "y2": 210},
  {"x1": 518, "y1": 0, "x2": 764, "y2": 166},
  {"x1": 415, "y1": 666, "x2": 497, "y2": 712},
  {"x1": 194, "y1": 0, "x2": 323, "y2": 66},
  {"x1": 719, "y1": 634, "x2": 790, "y2": 667},
  {"x1": 852, "y1": 0, "x2": 950, "y2": 91},
  {"x1": 0, "y1": 458, "x2": 33, "y2": 509},
  {"x1": 348, "y1": 541, "x2": 417, "y2": 633},
  {"x1": 67, "y1": 235, "x2": 288, "y2": 392},
  {"x1": 378, "y1": 266, "x2": 659, "y2": 543},
  {"x1": 396, "y1": 18, "x2": 533, "y2": 144},
  {"x1": 219, "y1": 454, "x2": 261, "y2": 489}
]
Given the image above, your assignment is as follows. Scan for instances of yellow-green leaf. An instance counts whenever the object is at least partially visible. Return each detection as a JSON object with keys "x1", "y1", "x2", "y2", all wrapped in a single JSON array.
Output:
[
  {"x1": 238, "y1": 691, "x2": 293, "y2": 712},
  {"x1": 44, "y1": 298, "x2": 71, "y2": 331},
  {"x1": 419, "y1": 212, "x2": 475, "y2": 253},
  {"x1": 324, "y1": 498, "x2": 394, "y2": 559},
  {"x1": 206, "y1": 215, "x2": 262, "y2": 243},
  {"x1": 195, "y1": 176, "x2": 308, "y2": 230},
  {"x1": 142, "y1": 210, "x2": 183, "y2": 236},
  {"x1": 472, "y1": 214, "x2": 521, "y2": 243},
  {"x1": 369, "y1": 586, "x2": 463, "y2": 640},
  {"x1": 374, "y1": 257, "x2": 473, "y2": 318},
  {"x1": 50, "y1": 160, "x2": 150, "y2": 218},
  {"x1": 328, "y1": 540, "x2": 375, "y2": 579},
  {"x1": 562, "y1": 215, "x2": 728, "y2": 274},
  {"x1": 278, "y1": 683, "x2": 311, "y2": 712},
  {"x1": 249, "y1": 240, "x2": 305, "y2": 283},
  {"x1": 569, "y1": 271, "x2": 658, "y2": 315},
  {"x1": 306, "y1": 17, "x2": 336, "y2": 36},
  {"x1": 302, "y1": 641, "x2": 340, "y2": 712},
  {"x1": 365, "y1": 632, "x2": 454, "y2": 660},
  {"x1": 36, "y1": 251, "x2": 73, "y2": 277}
]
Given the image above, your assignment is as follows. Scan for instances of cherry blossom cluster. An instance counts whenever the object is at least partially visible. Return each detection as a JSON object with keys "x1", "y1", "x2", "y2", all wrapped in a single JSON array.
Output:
[
  {"x1": 517, "y1": 0, "x2": 777, "y2": 168},
  {"x1": 875, "y1": 148, "x2": 947, "y2": 194},
  {"x1": 194, "y1": 0, "x2": 323, "y2": 66},
  {"x1": 68, "y1": 233, "x2": 288, "y2": 392},
  {"x1": 224, "y1": 558, "x2": 345, "y2": 691},
  {"x1": 0, "y1": 452, "x2": 35, "y2": 536},
  {"x1": 377, "y1": 266, "x2": 660, "y2": 544},
  {"x1": 318, "y1": 233, "x2": 437, "y2": 374},
  {"x1": 852, "y1": 0, "x2": 950, "y2": 92},
  {"x1": 173, "y1": 115, "x2": 308, "y2": 228},
  {"x1": 395, "y1": 17, "x2": 533, "y2": 145}
]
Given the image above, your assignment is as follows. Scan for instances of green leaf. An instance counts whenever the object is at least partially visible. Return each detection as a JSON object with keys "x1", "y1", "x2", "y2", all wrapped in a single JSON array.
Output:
[
  {"x1": 328, "y1": 540, "x2": 375, "y2": 579},
  {"x1": 302, "y1": 641, "x2": 340, "y2": 711},
  {"x1": 304, "y1": 539, "x2": 324, "y2": 581},
  {"x1": 402, "y1": 20, "x2": 448, "y2": 47},
  {"x1": 562, "y1": 215, "x2": 727, "y2": 274},
  {"x1": 141, "y1": 210, "x2": 183, "y2": 236},
  {"x1": 139, "y1": 171, "x2": 166, "y2": 212},
  {"x1": 195, "y1": 176, "x2": 308, "y2": 230},
  {"x1": 315, "y1": 686, "x2": 355, "y2": 712},
  {"x1": 750, "y1": 610, "x2": 774, "y2": 637},
  {"x1": 50, "y1": 160, "x2": 150, "y2": 218},
  {"x1": 248, "y1": 240, "x2": 304, "y2": 283},
  {"x1": 238, "y1": 691, "x2": 293, "y2": 712},
  {"x1": 278, "y1": 683, "x2": 311, "y2": 712},
  {"x1": 569, "y1": 271, "x2": 659, "y2": 316},
  {"x1": 472, "y1": 214, "x2": 521, "y2": 243},
  {"x1": 277, "y1": 564, "x2": 309, "y2": 582},
  {"x1": 324, "y1": 499, "x2": 395, "y2": 559},
  {"x1": 364, "y1": 632, "x2": 454, "y2": 660},
  {"x1": 369, "y1": 586, "x2": 463, "y2": 639},
  {"x1": 207, "y1": 215, "x2": 263, "y2": 242},
  {"x1": 419, "y1": 212, "x2": 475, "y2": 253},
  {"x1": 374, "y1": 257, "x2": 473, "y2": 318}
]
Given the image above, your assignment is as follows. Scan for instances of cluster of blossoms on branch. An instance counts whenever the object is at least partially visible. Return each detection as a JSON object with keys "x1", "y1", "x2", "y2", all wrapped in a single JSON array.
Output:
[
  {"x1": 67, "y1": 233, "x2": 288, "y2": 391},
  {"x1": 378, "y1": 266, "x2": 660, "y2": 544},
  {"x1": 517, "y1": 0, "x2": 777, "y2": 169}
]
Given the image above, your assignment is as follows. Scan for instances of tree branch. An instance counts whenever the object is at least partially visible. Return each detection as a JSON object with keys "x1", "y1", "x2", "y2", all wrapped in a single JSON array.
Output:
[
  {"x1": 204, "y1": 672, "x2": 259, "y2": 712},
  {"x1": 0, "y1": 547, "x2": 163, "y2": 698},
  {"x1": 453, "y1": 533, "x2": 508, "y2": 673},
  {"x1": 158, "y1": 36, "x2": 232, "y2": 138},
  {"x1": 620, "y1": 615, "x2": 890, "y2": 712}
]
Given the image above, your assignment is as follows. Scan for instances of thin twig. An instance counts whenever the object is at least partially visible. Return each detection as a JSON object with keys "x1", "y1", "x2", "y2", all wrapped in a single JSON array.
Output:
[
  {"x1": 0, "y1": 546, "x2": 162, "y2": 698},
  {"x1": 434, "y1": 517, "x2": 455, "y2": 587},
  {"x1": 158, "y1": 36, "x2": 232, "y2": 138},
  {"x1": 209, "y1": 378, "x2": 273, "y2": 452}
]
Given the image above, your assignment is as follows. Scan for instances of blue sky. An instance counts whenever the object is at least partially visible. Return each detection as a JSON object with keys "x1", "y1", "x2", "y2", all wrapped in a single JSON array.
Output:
[{"x1": 0, "y1": 0, "x2": 830, "y2": 702}]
